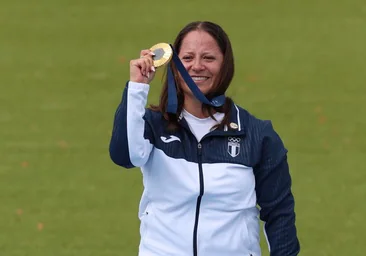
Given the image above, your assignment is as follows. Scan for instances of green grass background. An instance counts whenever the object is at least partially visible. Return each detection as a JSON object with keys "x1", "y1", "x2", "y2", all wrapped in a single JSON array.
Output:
[{"x1": 1, "y1": 0, "x2": 366, "y2": 255}]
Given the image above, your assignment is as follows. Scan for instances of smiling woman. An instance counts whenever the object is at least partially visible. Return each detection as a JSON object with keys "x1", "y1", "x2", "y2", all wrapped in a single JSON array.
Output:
[
  {"x1": 109, "y1": 21, "x2": 300, "y2": 256},
  {"x1": 178, "y1": 30, "x2": 224, "y2": 96}
]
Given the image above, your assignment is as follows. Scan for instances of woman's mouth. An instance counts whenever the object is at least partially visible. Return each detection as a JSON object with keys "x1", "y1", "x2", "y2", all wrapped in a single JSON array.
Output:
[{"x1": 191, "y1": 76, "x2": 209, "y2": 83}]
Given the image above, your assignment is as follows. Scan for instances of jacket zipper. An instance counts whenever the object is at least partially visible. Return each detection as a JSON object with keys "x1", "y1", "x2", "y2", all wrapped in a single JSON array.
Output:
[{"x1": 193, "y1": 142, "x2": 204, "y2": 256}]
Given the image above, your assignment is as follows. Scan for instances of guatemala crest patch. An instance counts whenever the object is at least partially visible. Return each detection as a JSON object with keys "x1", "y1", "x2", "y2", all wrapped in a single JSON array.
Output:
[{"x1": 227, "y1": 137, "x2": 241, "y2": 157}]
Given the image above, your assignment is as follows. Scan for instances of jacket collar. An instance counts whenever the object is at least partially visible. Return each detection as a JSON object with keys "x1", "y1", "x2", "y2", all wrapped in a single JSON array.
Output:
[
  {"x1": 177, "y1": 102, "x2": 245, "y2": 137},
  {"x1": 211, "y1": 102, "x2": 245, "y2": 137}
]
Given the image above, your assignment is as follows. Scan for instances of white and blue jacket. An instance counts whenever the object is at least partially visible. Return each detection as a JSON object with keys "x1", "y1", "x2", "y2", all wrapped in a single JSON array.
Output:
[{"x1": 109, "y1": 82, "x2": 300, "y2": 256}]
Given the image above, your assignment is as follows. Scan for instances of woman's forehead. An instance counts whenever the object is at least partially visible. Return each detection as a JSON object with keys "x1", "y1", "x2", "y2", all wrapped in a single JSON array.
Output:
[{"x1": 180, "y1": 31, "x2": 220, "y2": 53}]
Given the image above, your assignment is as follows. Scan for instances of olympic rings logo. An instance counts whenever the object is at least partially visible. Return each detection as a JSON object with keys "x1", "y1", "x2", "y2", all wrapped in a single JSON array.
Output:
[{"x1": 228, "y1": 137, "x2": 241, "y2": 143}]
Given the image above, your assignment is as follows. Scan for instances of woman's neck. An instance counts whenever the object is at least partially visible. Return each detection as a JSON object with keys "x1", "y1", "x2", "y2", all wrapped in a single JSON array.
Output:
[{"x1": 183, "y1": 95, "x2": 215, "y2": 118}]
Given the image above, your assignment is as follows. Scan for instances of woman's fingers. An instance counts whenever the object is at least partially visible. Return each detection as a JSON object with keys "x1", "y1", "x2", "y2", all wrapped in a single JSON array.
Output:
[
  {"x1": 142, "y1": 51, "x2": 155, "y2": 68},
  {"x1": 129, "y1": 49, "x2": 156, "y2": 83}
]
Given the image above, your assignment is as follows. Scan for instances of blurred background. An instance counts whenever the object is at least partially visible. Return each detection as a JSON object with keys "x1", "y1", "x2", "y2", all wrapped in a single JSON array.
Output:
[{"x1": 1, "y1": 0, "x2": 365, "y2": 255}]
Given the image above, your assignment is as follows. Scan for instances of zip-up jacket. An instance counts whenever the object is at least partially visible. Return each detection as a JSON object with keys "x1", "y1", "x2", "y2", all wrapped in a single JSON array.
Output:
[{"x1": 109, "y1": 81, "x2": 300, "y2": 256}]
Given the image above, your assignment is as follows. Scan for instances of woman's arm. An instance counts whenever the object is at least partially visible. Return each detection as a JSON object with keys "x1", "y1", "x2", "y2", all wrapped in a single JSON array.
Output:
[
  {"x1": 109, "y1": 81, "x2": 154, "y2": 168},
  {"x1": 254, "y1": 121, "x2": 300, "y2": 256},
  {"x1": 109, "y1": 49, "x2": 156, "y2": 169}
]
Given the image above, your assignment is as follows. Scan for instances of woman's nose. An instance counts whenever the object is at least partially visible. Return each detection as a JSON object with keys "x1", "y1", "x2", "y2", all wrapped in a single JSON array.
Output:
[{"x1": 191, "y1": 59, "x2": 205, "y2": 71}]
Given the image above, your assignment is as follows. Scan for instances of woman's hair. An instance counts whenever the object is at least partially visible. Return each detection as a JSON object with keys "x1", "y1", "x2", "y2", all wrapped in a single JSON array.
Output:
[{"x1": 150, "y1": 21, "x2": 235, "y2": 130}]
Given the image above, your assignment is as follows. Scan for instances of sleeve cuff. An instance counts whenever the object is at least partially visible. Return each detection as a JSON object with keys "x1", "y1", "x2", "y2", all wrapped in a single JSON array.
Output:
[{"x1": 128, "y1": 81, "x2": 150, "y2": 92}]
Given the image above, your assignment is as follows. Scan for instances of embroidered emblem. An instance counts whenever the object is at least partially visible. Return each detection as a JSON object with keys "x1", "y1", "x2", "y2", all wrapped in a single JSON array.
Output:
[{"x1": 227, "y1": 137, "x2": 241, "y2": 157}]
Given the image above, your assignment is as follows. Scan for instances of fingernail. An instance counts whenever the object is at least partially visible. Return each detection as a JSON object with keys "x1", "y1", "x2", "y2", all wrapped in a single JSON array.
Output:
[
  {"x1": 151, "y1": 66, "x2": 156, "y2": 72},
  {"x1": 147, "y1": 72, "x2": 150, "y2": 79},
  {"x1": 149, "y1": 52, "x2": 155, "y2": 56}
]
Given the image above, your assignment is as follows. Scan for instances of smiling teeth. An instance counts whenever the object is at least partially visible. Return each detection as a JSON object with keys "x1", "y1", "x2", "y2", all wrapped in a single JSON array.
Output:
[{"x1": 192, "y1": 77, "x2": 208, "y2": 81}]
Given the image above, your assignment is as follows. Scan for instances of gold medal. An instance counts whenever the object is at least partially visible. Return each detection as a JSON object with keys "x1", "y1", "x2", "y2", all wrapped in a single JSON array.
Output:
[{"x1": 150, "y1": 43, "x2": 173, "y2": 68}]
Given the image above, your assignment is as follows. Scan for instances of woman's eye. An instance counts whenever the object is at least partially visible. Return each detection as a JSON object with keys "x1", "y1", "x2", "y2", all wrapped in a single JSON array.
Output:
[
  {"x1": 182, "y1": 56, "x2": 193, "y2": 60},
  {"x1": 204, "y1": 56, "x2": 215, "y2": 60}
]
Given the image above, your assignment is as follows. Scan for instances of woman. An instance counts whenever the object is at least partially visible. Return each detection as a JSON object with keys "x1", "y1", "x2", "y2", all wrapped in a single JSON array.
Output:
[{"x1": 109, "y1": 21, "x2": 300, "y2": 256}]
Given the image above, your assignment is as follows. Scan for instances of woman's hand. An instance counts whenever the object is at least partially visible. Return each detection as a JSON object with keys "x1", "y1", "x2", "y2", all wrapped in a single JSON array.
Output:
[{"x1": 130, "y1": 49, "x2": 156, "y2": 84}]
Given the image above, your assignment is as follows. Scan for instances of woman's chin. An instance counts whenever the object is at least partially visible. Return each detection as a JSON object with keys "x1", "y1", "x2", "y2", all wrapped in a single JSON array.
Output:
[
  {"x1": 197, "y1": 84, "x2": 212, "y2": 95},
  {"x1": 181, "y1": 81, "x2": 212, "y2": 96}
]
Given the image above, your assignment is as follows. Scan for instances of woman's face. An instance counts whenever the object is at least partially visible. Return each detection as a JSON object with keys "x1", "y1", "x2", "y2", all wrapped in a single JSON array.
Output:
[{"x1": 178, "y1": 30, "x2": 224, "y2": 97}]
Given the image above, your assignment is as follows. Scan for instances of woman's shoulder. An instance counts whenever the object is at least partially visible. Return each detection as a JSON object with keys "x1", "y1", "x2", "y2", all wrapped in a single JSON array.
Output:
[
  {"x1": 235, "y1": 104, "x2": 280, "y2": 140},
  {"x1": 235, "y1": 104, "x2": 287, "y2": 162}
]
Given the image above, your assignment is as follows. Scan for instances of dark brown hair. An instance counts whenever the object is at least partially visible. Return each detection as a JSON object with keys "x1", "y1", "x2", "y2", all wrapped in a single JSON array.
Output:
[{"x1": 150, "y1": 21, "x2": 235, "y2": 130}]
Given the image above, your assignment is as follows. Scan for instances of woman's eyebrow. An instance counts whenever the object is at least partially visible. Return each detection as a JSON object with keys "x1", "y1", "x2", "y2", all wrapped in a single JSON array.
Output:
[{"x1": 181, "y1": 51, "x2": 214, "y2": 55}]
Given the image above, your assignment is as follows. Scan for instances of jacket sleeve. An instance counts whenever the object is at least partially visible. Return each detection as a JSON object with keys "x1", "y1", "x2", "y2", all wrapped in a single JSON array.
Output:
[
  {"x1": 109, "y1": 81, "x2": 154, "y2": 168},
  {"x1": 254, "y1": 121, "x2": 300, "y2": 256}
]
